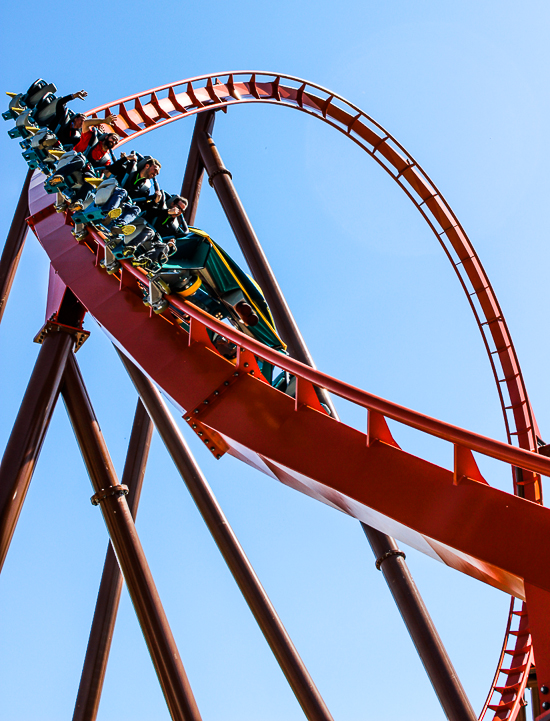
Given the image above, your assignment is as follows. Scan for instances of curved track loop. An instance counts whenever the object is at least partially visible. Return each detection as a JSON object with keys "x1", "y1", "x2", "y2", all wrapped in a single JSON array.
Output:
[{"x1": 66, "y1": 72, "x2": 542, "y2": 719}]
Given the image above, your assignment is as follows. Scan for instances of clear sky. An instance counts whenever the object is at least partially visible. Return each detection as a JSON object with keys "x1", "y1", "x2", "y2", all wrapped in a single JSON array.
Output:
[{"x1": 1, "y1": 1, "x2": 550, "y2": 720}]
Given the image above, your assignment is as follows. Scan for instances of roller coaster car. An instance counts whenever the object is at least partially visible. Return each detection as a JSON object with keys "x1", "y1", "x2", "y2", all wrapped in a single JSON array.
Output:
[
  {"x1": 20, "y1": 130, "x2": 64, "y2": 172},
  {"x1": 3, "y1": 80, "x2": 55, "y2": 120},
  {"x1": 147, "y1": 229, "x2": 286, "y2": 352},
  {"x1": 71, "y1": 177, "x2": 119, "y2": 224},
  {"x1": 2, "y1": 93, "x2": 25, "y2": 121},
  {"x1": 32, "y1": 93, "x2": 60, "y2": 128},
  {"x1": 5, "y1": 80, "x2": 60, "y2": 132},
  {"x1": 43, "y1": 150, "x2": 98, "y2": 195},
  {"x1": 4, "y1": 83, "x2": 286, "y2": 366},
  {"x1": 8, "y1": 109, "x2": 38, "y2": 139},
  {"x1": 20, "y1": 80, "x2": 57, "y2": 111}
]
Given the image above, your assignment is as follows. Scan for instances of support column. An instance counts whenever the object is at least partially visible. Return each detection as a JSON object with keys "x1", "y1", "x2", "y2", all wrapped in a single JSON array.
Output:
[
  {"x1": 364, "y1": 527, "x2": 477, "y2": 721},
  {"x1": 120, "y1": 352, "x2": 335, "y2": 721},
  {"x1": 0, "y1": 328, "x2": 74, "y2": 571},
  {"x1": 73, "y1": 399, "x2": 153, "y2": 721},
  {"x1": 197, "y1": 130, "x2": 476, "y2": 721},
  {"x1": 196, "y1": 132, "x2": 314, "y2": 366},
  {"x1": 0, "y1": 169, "x2": 32, "y2": 324},
  {"x1": 181, "y1": 111, "x2": 216, "y2": 226},
  {"x1": 62, "y1": 354, "x2": 201, "y2": 721}
]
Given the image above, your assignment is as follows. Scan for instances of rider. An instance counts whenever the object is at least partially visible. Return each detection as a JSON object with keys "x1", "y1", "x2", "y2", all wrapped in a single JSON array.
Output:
[
  {"x1": 46, "y1": 89, "x2": 103, "y2": 148},
  {"x1": 144, "y1": 193, "x2": 190, "y2": 240},
  {"x1": 48, "y1": 126, "x2": 119, "y2": 211},
  {"x1": 105, "y1": 153, "x2": 162, "y2": 208},
  {"x1": 52, "y1": 91, "x2": 118, "y2": 149},
  {"x1": 121, "y1": 194, "x2": 189, "y2": 272}
]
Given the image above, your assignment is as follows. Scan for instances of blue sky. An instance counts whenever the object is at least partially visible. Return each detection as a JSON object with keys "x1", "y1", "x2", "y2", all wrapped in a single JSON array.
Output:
[{"x1": 1, "y1": 1, "x2": 550, "y2": 719}]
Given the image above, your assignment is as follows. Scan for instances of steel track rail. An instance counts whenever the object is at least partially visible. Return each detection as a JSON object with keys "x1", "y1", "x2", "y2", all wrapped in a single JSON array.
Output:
[{"x1": 61, "y1": 71, "x2": 541, "y2": 718}]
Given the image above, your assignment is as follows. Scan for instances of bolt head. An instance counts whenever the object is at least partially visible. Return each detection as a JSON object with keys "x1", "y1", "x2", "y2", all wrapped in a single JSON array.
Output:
[
  {"x1": 542, "y1": 686, "x2": 549, "y2": 695},
  {"x1": 234, "y1": 372, "x2": 239, "y2": 376},
  {"x1": 543, "y1": 701, "x2": 550, "y2": 711},
  {"x1": 194, "y1": 409, "x2": 199, "y2": 414},
  {"x1": 224, "y1": 381, "x2": 229, "y2": 386},
  {"x1": 244, "y1": 362, "x2": 249, "y2": 367}
]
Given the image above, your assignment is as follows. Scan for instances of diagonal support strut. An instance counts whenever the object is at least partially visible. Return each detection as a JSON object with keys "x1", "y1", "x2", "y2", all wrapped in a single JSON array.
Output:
[
  {"x1": 119, "y1": 350, "x2": 336, "y2": 721},
  {"x1": 62, "y1": 353, "x2": 202, "y2": 721},
  {"x1": 72, "y1": 398, "x2": 154, "y2": 721}
]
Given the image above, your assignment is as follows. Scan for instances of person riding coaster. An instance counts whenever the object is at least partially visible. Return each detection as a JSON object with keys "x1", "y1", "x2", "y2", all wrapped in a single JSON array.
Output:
[
  {"x1": 45, "y1": 127, "x2": 119, "y2": 215},
  {"x1": 5, "y1": 82, "x2": 287, "y2": 363},
  {"x1": 71, "y1": 152, "x2": 160, "y2": 240}
]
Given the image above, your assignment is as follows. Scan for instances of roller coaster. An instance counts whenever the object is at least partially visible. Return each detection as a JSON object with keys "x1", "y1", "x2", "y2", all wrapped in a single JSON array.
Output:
[{"x1": 1, "y1": 72, "x2": 550, "y2": 721}]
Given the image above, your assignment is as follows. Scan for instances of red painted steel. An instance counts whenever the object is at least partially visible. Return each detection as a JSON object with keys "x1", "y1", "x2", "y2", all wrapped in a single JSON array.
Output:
[
  {"x1": 21, "y1": 72, "x2": 545, "y2": 718},
  {"x1": 121, "y1": 356, "x2": 336, "y2": 721},
  {"x1": 84, "y1": 71, "x2": 539, "y2": 482},
  {"x1": 27, "y1": 204, "x2": 550, "y2": 596},
  {"x1": 196, "y1": 125, "x2": 476, "y2": 721}
]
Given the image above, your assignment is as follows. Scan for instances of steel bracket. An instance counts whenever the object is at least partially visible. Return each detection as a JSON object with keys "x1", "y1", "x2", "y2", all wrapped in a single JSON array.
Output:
[
  {"x1": 91, "y1": 484, "x2": 129, "y2": 506},
  {"x1": 33, "y1": 320, "x2": 90, "y2": 352}
]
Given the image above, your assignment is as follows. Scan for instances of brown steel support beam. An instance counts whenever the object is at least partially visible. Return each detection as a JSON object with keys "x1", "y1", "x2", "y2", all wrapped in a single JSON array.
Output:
[
  {"x1": 61, "y1": 354, "x2": 201, "y2": 721},
  {"x1": 181, "y1": 111, "x2": 216, "y2": 226},
  {"x1": 0, "y1": 169, "x2": 32, "y2": 324},
  {"x1": 196, "y1": 132, "x2": 317, "y2": 366},
  {"x1": 197, "y1": 130, "x2": 476, "y2": 721},
  {"x1": 0, "y1": 329, "x2": 74, "y2": 572},
  {"x1": 73, "y1": 399, "x2": 153, "y2": 721},
  {"x1": 119, "y1": 352, "x2": 335, "y2": 721},
  {"x1": 364, "y1": 527, "x2": 476, "y2": 721}
]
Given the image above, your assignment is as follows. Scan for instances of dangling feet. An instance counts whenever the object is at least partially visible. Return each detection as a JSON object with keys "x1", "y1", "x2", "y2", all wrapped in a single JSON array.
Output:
[
  {"x1": 69, "y1": 199, "x2": 85, "y2": 212},
  {"x1": 110, "y1": 223, "x2": 136, "y2": 238},
  {"x1": 235, "y1": 300, "x2": 259, "y2": 327},
  {"x1": 107, "y1": 207, "x2": 122, "y2": 221}
]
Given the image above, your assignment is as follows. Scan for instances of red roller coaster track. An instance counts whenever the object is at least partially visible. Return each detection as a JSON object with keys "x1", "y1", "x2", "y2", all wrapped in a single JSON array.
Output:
[{"x1": 4, "y1": 71, "x2": 550, "y2": 721}]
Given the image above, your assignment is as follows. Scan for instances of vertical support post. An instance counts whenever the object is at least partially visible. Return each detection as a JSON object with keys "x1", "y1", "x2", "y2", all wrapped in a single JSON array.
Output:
[
  {"x1": 119, "y1": 352, "x2": 335, "y2": 721},
  {"x1": 0, "y1": 169, "x2": 32, "y2": 324},
  {"x1": 181, "y1": 111, "x2": 216, "y2": 226},
  {"x1": 62, "y1": 354, "x2": 202, "y2": 721},
  {"x1": 197, "y1": 130, "x2": 477, "y2": 721},
  {"x1": 0, "y1": 329, "x2": 74, "y2": 572},
  {"x1": 73, "y1": 399, "x2": 153, "y2": 721},
  {"x1": 364, "y1": 527, "x2": 477, "y2": 721}
]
